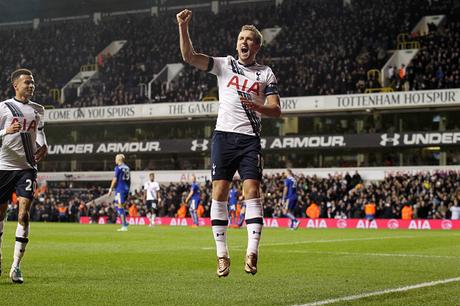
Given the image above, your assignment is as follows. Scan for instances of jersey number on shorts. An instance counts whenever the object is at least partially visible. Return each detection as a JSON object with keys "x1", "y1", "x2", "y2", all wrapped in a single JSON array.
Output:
[{"x1": 25, "y1": 179, "x2": 36, "y2": 192}]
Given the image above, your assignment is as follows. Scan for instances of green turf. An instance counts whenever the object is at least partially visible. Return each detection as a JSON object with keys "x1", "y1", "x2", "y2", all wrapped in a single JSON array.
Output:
[{"x1": 0, "y1": 223, "x2": 459, "y2": 305}]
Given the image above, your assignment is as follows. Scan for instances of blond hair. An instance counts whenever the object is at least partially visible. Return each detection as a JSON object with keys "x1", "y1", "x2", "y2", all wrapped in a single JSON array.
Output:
[
  {"x1": 115, "y1": 154, "x2": 125, "y2": 163},
  {"x1": 240, "y1": 25, "x2": 263, "y2": 46}
]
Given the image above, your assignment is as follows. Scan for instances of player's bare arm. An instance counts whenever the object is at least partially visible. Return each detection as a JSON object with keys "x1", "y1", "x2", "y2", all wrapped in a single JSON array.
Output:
[
  {"x1": 35, "y1": 146, "x2": 48, "y2": 163},
  {"x1": 35, "y1": 123, "x2": 48, "y2": 163},
  {"x1": 241, "y1": 94, "x2": 281, "y2": 117},
  {"x1": 177, "y1": 9, "x2": 210, "y2": 71},
  {"x1": 185, "y1": 189, "x2": 193, "y2": 203},
  {"x1": 108, "y1": 178, "x2": 117, "y2": 195}
]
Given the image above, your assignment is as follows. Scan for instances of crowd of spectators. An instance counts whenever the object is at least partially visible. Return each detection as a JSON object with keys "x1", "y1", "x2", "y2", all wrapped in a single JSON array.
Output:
[
  {"x1": 394, "y1": 18, "x2": 460, "y2": 92},
  {"x1": 1, "y1": 0, "x2": 458, "y2": 108},
  {"x1": 7, "y1": 170, "x2": 460, "y2": 222},
  {"x1": 0, "y1": 20, "x2": 108, "y2": 107}
]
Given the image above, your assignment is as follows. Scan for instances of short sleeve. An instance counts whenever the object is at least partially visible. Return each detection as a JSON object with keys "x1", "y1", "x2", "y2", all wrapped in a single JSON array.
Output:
[
  {"x1": 208, "y1": 57, "x2": 227, "y2": 76},
  {"x1": 0, "y1": 104, "x2": 7, "y2": 137},
  {"x1": 37, "y1": 105, "x2": 45, "y2": 129},
  {"x1": 264, "y1": 68, "x2": 279, "y2": 96},
  {"x1": 114, "y1": 166, "x2": 120, "y2": 177}
]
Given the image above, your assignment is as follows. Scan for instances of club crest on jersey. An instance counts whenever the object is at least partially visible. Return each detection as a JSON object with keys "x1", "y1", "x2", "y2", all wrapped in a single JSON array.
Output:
[
  {"x1": 226, "y1": 75, "x2": 260, "y2": 96},
  {"x1": 12, "y1": 117, "x2": 36, "y2": 131}
]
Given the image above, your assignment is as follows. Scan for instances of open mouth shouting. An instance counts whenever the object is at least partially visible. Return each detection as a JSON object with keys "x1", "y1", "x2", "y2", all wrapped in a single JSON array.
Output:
[{"x1": 240, "y1": 45, "x2": 249, "y2": 58}]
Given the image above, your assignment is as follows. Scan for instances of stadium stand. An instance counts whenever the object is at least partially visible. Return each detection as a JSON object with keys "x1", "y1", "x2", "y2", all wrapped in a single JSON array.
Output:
[
  {"x1": 2, "y1": 0, "x2": 460, "y2": 222},
  {"x1": 403, "y1": 18, "x2": 460, "y2": 91},
  {"x1": 9, "y1": 170, "x2": 458, "y2": 222},
  {"x1": 0, "y1": 19, "x2": 106, "y2": 107},
  {"x1": 0, "y1": 0, "x2": 458, "y2": 107}
]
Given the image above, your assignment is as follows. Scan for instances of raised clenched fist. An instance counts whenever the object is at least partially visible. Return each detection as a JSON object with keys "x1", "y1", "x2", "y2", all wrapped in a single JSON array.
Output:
[{"x1": 176, "y1": 9, "x2": 192, "y2": 26}]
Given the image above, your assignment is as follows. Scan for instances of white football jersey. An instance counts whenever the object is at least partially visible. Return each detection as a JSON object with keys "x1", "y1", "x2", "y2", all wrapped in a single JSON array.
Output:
[
  {"x1": 208, "y1": 56, "x2": 279, "y2": 136},
  {"x1": 0, "y1": 98, "x2": 47, "y2": 170},
  {"x1": 144, "y1": 180, "x2": 160, "y2": 201}
]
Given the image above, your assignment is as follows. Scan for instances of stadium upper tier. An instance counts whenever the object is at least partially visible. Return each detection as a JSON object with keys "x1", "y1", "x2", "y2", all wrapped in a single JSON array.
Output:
[{"x1": 0, "y1": 0, "x2": 458, "y2": 108}]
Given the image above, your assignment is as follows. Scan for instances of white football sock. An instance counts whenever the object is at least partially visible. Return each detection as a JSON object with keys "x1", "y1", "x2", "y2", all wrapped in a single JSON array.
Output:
[
  {"x1": 211, "y1": 200, "x2": 229, "y2": 258},
  {"x1": 13, "y1": 223, "x2": 30, "y2": 268},
  {"x1": 245, "y1": 198, "x2": 263, "y2": 256}
]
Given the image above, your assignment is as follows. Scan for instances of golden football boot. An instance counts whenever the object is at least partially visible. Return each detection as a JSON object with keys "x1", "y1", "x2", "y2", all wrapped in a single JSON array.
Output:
[
  {"x1": 217, "y1": 256, "x2": 230, "y2": 277},
  {"x1": 244, "y1": 253, "x2": 258, "y2": 275}
]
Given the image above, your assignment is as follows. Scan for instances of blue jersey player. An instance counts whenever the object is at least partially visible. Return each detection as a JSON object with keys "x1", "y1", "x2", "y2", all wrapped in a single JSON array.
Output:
[
  {"x1": 282, "y1": 169, "x2": 299, "y2": 230},
  {"x1": 108, "y1": 154, "x2": 131, "y2": 231},
  {"x1": 228, "y1": 182, "x2": 239, "y2": 227},
  {"x1": 185, "y1": 175, "x2": 200, "y2": 227}
]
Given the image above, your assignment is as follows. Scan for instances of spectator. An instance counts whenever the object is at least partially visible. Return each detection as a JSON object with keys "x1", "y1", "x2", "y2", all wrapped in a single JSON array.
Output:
[
  {"x1": 401, "y1": 203, "x2": 413, "y2": 220},
  {"x1": 16, "y1": 170, "x2": 460, "y2": 222},
  {"x1": 306, "y1": 202, "x2": 320, "y2": 219}
]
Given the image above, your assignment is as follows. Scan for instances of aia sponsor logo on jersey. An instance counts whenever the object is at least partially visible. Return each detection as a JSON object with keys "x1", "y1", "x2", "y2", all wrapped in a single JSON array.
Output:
[
  {"x1": 12, "y1": 117, "x2": 36, "y2": 131},
  {"x1": 226, "y1": 75, "x2": 260, "y2": 96}
]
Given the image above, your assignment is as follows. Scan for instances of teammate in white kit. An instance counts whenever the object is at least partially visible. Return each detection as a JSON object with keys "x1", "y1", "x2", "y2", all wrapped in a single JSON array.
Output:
[
  {"x1": 177, "y1": 9, "x2": 281, "y2": 277},
  {"x1": 144, "y1": 172, "x2": 161, "y2": 226},
  {"x1": 0, "y1": 69, "x2": 48, "y2": 284}
]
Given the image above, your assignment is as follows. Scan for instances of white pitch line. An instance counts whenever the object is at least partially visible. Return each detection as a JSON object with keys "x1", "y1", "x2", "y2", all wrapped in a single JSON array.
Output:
[
  {"x1": 201, "y1": 233, "x2": 459, "y2": 251},
  {"x1": 297, "y1": 277, "x2": 460, "y2": 306},
  {"x1": 261, "y1": 235, "x2": 416, "y2": 247},
  {"x1": 201, "y1": 235, "x2": 416, "y2": 250},
  {"x1": 283, "y1": 250, "x2": 459, "y2": 259}
]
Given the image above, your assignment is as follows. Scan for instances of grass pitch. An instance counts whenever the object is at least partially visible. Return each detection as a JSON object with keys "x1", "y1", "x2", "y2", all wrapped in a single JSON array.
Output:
[{"x1": 0, "y1": 222, "x2": 459, "y2": 305}]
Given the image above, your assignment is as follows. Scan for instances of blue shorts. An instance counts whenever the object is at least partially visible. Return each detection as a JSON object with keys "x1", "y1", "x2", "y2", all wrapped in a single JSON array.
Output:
[
  {"x1": 211, "y1": 131, "x2": 263, "y2": 181},
  {"x1": 365, "y1": 214, "x2": 375, "y2": 220},
  {"x1": 284, "y1": 198, "x2": 297, "y2": 211},
  {"x1": 189, "y1": 198, "x2": 199, "y2": 210},
  {"x1": 115, "y1": 191, "x2": 129, "y2": 205},
  {"x1": 0, "y1": 169, "x2": 37, "y2": 203}
]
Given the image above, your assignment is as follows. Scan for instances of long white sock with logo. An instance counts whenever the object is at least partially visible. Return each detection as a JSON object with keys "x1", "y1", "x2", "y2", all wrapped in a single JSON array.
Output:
[
  {"x1": 245, "y1": 198, "x2": 263, "y2": 256},
  {"x1": 211, "y1": 200, "x2": 229, "y2": 258},
  {"x1": 13, "y1": 223, "x2": 30, "y2": 268}
]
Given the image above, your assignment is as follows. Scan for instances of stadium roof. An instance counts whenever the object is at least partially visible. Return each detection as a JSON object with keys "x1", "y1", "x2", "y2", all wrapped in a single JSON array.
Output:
[{"x1": 0, "y1": 0, "x2": 212, "y2": 22}]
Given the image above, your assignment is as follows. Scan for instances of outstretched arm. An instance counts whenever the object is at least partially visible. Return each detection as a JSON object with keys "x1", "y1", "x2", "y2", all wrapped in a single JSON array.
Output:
[{"x1": 177, "y1": 9, "x2": 210, "y2": 71}]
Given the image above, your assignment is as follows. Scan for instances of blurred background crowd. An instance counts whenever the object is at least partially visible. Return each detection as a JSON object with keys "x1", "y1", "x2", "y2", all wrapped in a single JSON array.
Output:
[
  {"x1": 0, "y1": 0, "x2": 459, "y2": 107},
  {"x1": 6, "y1": 170, "x2": 460, "y2": 222}
]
